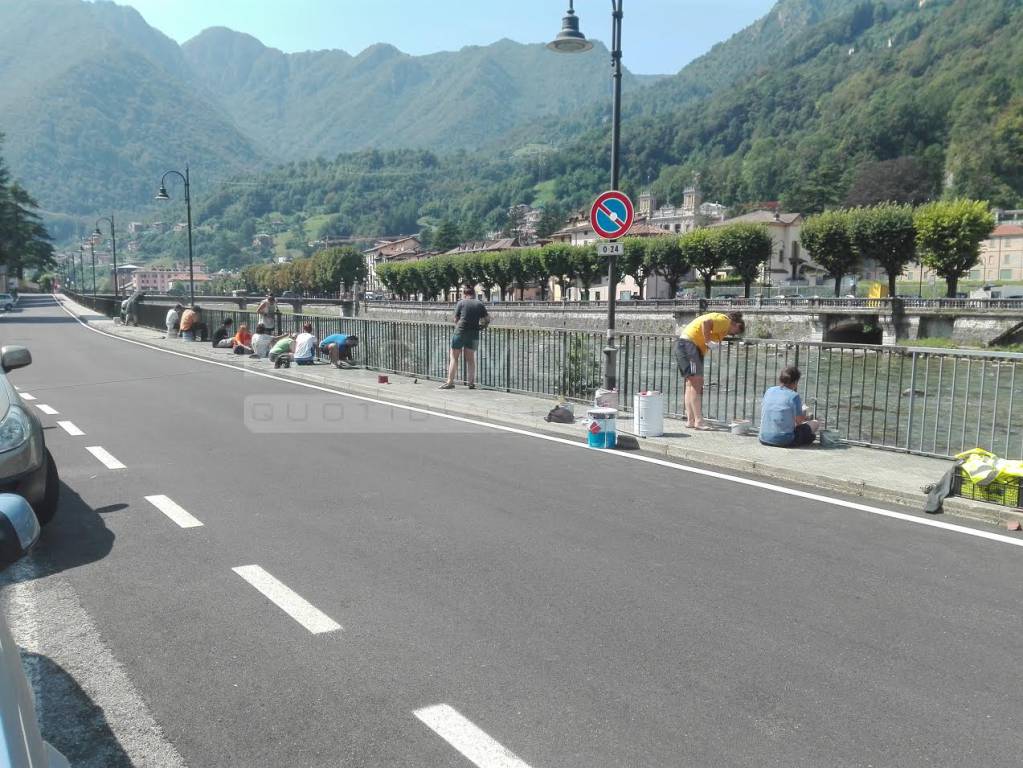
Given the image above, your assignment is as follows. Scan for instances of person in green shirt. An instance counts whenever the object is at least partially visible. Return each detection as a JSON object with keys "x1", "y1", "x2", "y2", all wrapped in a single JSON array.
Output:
[{"x1": 269, "y1": 334, "x2": 295, "y2": 368}]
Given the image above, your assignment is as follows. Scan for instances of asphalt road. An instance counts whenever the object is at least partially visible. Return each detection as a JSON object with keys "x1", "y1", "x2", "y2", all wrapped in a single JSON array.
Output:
[{"x1": 2, "y1": 294, "x2": 1023, "y2": 768}]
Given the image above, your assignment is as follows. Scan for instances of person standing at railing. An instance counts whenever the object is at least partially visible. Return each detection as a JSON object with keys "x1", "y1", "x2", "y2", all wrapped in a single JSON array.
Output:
[
  {"x1": 165, "y1": 303, "x2": 183, "y2": 339},
  {"x1": 439, "y1": 285, "x2": 489, "y2": 391},
  {"x1": 257, "y1": 293, "x2": 278, "y2": 334},
  {"x1": 675, "y1": 311, "x2": 745, "y2": 430}
]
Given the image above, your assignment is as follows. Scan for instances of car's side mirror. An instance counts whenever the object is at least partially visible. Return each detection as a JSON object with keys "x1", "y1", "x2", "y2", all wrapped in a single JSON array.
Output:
[
  {"x1": 0, "y1": 346, "x2": 31, "y2": 373},
  {"x1": 0, "y1": 494, "x2": 40, "y2": 571}
]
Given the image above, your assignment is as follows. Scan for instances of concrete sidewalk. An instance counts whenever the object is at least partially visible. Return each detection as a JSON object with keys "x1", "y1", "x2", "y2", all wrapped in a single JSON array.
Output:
[{"x1": 59, "y1": 296, "x2": 1022, "y2": 528}]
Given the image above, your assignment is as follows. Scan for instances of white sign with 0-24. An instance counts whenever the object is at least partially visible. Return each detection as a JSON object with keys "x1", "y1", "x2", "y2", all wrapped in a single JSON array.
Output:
[{"x1": 598, "y1": 242, "x2": 623, "y2": 257}]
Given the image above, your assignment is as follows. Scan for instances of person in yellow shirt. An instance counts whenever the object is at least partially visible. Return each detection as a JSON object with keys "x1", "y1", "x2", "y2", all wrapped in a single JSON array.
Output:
[{"x1": 675, "y1": 311, "x2": 745, "y2": 429}]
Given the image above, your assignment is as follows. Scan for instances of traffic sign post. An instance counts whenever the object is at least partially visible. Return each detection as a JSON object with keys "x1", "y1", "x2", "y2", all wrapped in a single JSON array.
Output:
[
  {"x1": 589, "y1": 190, "x2": 634, "y2": 240},
  {"x1": 589, "y1": 190, "x2": 635, "y2": 395}
]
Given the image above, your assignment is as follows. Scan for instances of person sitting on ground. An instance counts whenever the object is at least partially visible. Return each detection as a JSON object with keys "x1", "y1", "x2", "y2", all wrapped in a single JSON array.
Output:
[
  {"x1": 675, "y1": 311, "x2": 745, "y2": 430},
  {"x1": 759, "y1": 366, "x2": 820, "y2": 447},
  {"x1": 319, "y1": 333, "x2": 359, "y2": 368},
  {"x1": 269, "y1": 333, "x2": 296, "y2": 367},
  {"x1": 249, "y1": 323, "x2": 274, "y2": 358},
  {"x1": 232, "y1": 323, "x2": 253, "y2": 355},
  {"x1": 165, "y1": 303, "x2": 183, "y2": 339},
  {"x1": 211, "y1": 318, "x2": 235, "y2": 348},
  {"x1": 292, "y1": 322, "x2": 318, "y2": 366}
]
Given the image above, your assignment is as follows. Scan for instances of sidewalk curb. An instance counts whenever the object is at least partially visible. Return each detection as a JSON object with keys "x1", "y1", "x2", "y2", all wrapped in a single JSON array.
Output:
[{"x1": 61, "y1": 298, "x2": 1022, "y2": 530}]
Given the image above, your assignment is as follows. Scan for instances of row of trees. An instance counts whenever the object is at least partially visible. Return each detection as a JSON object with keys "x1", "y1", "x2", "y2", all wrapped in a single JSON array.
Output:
[
  {"x1": 0, "y1": 134, "x2": 54, "y2": 280},
  {"x1": 237, "y1": 246, "x2": 367, "y2": 295},
  {"x1": 375, "y1": 223, "x2": 775, "y2": 301},
  {"x1": 801, "y1": 199, "x2": 996, "y2": 297}
]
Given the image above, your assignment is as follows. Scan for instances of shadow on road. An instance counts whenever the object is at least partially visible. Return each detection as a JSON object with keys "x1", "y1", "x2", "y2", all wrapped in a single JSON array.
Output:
[
  {"x1": 0, "y1": 482, "x2": 116, "y2": 584},
  {"x1": 24, "y1": 651, "x2": 134, "y2": 768}
]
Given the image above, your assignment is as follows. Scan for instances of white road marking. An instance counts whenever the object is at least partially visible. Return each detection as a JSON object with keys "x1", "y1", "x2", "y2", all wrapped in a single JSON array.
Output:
[
  {"x1": 145, "y1": 494, "x2": 203, "y2": 528},
  {"x1": 36, "y1": 404, "x2": 58, "y2": 415},
  {"x1": 232, "y1": 565, "x2": 341, "y2": 634},
  {"x1": 86, "y1": 445, "x2": 126, "y2": 470},
  {"x1": 414, "y1": 705, "x2": 534, "y2": 768},
  {"x1": 19, "y1": 392, "x2": 35, "y2": 401},
  {"x1": 57, "y1": 420, "x2": 85, "y2": 436},
  {"x1": 57, "y1": 295, "x2": 1023, "y2": 550}
]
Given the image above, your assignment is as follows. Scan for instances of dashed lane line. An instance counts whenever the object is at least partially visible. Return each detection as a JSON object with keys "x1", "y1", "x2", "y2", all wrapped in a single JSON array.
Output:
[
  {"x1": 145, "y1": 495, "x2": 203, "y2": 529},
  {"x1": 85, "y1": 446, "x2": 126, "y2": 470},
  {"x1": 232, "y1": 565, "x2": 341, "y2": 635},
  {"x1": 19, "y1": 392, "x2": 36, "y2": 401},
  {"x1": 35, "y1": 403, "x2": 58, "y2": 415},
  {"x1": 414, "y1": 704, "x2": 534, "y2": 768},
  {"x1": 57, "y1": 420, "x2": 85, "y2": 436}
]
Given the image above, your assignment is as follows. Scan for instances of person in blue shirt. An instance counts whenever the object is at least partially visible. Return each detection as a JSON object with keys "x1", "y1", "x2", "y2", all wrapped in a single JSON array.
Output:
[
  {"x1": 759, "y1": 366, "x2": 820, "y2": 447},
  {"x1": 319, "y1": 333, "x2": 358, "y2": 368}
]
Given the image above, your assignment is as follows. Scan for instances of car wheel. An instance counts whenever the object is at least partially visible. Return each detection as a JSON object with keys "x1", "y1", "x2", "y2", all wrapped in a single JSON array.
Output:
[{"x1": 34, "y1": 450, "x2": 59, "y2": 526}]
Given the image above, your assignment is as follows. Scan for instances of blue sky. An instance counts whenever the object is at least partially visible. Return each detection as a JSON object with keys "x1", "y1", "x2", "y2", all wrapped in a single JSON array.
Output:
[{"x1": 102, "y1": 0, "x2": 777, "y2": 75}]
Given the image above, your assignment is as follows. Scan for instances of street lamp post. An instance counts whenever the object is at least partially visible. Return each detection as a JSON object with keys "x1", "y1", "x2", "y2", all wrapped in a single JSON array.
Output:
[
  {"x1": 94, "y1": 215, "x2": 118, "y2": 299},
  {"x1": 156, "y1": 166, "x2": 195, "y2": 305},
  {"x1": 78, "y1": 244, "x2": 85, "y2": 296},
  {"x1": 89, "y1": 239, "x2": 97, "y2": 299},
  {"x1": 549, "y1": 0, "x2": 624, "y2": 392}
]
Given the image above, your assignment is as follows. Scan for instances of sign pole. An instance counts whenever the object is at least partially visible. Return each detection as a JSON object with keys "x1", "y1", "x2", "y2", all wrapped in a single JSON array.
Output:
[{"x1": 606, "y1": 0, "x2": 624, "y2": 393}]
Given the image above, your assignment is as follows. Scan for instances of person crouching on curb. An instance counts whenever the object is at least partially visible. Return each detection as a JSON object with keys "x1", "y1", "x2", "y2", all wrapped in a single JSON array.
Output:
[
  {"x1": 759, "y1": 366, "x2": 820, "y2": 447},
  {"x1": 675, "y1": 311, "x2": 744, "y2": 429},
  {"x1": 439, "y1": 285, "x2": 489, "y2": 390}
]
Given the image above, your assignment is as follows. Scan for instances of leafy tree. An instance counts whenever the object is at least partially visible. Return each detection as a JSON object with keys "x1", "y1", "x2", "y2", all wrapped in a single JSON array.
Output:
[
  {"x1": 518, "y1": 247, "x2": 549, "y2": 299},
  {"x1": 915, "y1": 199, "x2": 996, "y2": 298},
  {"x1": 536, "y1": 204, "x2": 565, "y2": 239},
  {"x1": 800, "y1": 210, "x2": 857, "y2": 296},
  {"x1": 0, "y1": 135, "x2": 55, "y2": 279},
  {"x1": 570, "y1": 245, "x2": 604, "y2": 301},
  {"x1": 715, "y1": 223, "x2": 773, "y2": 298},
  {"x1": 648, "y1": 237, "x2": 689, "y2": 298},
  {"x1": 433, "y1": 220, "x2": 462, "y2": 252},
  {"x1": 541, "y1": 243, "x2": 576, "y2": 299},
  {"x1": 621, "y1": 238, "x2": 657, "y2": 299},
  {"x1": 312, "y1": 246, "x2": 367, "y2": 294},
  {"x1": 847, "y1": 203, "x2": 917, "y2": 297},
  {"x1": 844, "y1": 157, "x2": 938, "y2": 207},
  {"x1": 681, "y1": 229, "x2": 723, "y2": 299},
  {"x1": 460, "y1": 216, "x2": 485, "y2": 243}
]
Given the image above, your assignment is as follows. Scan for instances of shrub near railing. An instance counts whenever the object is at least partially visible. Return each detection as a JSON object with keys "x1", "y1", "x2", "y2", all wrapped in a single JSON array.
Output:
[{"x1": 68, "y1": 292, "x2": 1023, "y2": 460}]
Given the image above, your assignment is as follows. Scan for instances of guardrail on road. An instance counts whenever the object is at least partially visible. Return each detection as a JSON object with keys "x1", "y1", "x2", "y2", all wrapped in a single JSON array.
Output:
[{"x1": 71, "y1": 293, "x2": 1023, "y2": 460}]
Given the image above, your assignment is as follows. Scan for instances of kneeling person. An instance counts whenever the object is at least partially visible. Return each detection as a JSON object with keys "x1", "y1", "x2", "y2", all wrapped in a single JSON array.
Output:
[
  {"x1": 319, "y1": 333, "x2": 358, "y2": 368},
  {"x1": 293, "y1": 322, "x2": 318, "y2": 366},
  {"x1": 759, "y1": 366, "x2": 820, "y2": 447}
]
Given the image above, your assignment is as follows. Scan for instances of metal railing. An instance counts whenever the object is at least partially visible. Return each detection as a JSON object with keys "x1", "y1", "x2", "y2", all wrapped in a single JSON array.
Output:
[{"x1": 70, "y1": 293, "x2": 1023, "y2": 460}]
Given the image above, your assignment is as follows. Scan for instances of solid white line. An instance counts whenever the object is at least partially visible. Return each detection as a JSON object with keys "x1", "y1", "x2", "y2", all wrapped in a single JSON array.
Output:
[
  {"x1": 56, "y1": 296, "x2": 1023, "y2": 549},
  {"x1": 86, "y1": 445, "x2": 126, "y2": 470},
  {"x1": 56, "y1": 420, "x2": 84, "y2": 436},
  {"x1": 414, "y1": 705, "x2": 533, "y2": 768},
  {"x1": 145, "y1": 494, "x2": 203, "y2": 529},
  {"x1": 232, "y1": 565, "x2": 341, "y2": 634},
  {"x1": 19, "y1": 392, "x2": 35, "y2": 401},
  {"x1": 35, "y1": 404, "x2": 58, "y2": 415}
]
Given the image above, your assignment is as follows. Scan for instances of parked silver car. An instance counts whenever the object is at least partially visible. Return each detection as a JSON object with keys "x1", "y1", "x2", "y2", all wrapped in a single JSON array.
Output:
[
  {"x1": 0, "y1": 493, "x2": 71, "y2": 767},
  {"x1": 0, "y1": 347, "x2": 59, "y2": 526}
]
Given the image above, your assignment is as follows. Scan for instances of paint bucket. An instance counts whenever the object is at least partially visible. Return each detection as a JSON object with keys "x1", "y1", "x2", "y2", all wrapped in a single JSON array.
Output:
[
  {"x1": 729, "y1": 420, "x2": 751, "y2": 436},
  {"x1": 586, "y1": 407, "x2": 618, "y2": 449},
  {"x1": 594, "y1": 388, "x2": 618, "y2": 410},
  {"x1": 632, "y1": 391, "x2": 664, "y2": 437},
  {"x1": 377, "y1": 374, "x2": 389, "y2": 384}
]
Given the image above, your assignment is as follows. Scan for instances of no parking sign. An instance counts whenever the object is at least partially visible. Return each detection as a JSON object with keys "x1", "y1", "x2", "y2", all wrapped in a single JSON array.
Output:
[{"x1": 589, "y1": 190, "x2": 634, "y2": 240}]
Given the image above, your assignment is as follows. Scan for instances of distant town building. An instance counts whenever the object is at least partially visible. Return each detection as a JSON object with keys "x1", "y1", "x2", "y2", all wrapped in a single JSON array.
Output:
[
  {"x1": 131, "y1": 263, "x2": 210, "y2": 293},
  {"x1": 252, "y1": 233, "x2": 274, "y2": 249},
  {"x1": 712, "y1": 210, "x2": 816, "y2": 285},
  {"x1": 363, "y1": 235, "x2": 428, "y2": 292},
  {"x1": 127, "y1": 222, "x2": 146, "y2": 235},
  {"x1": 445, "y1": 238, "x2": 520, "y2": 255}
]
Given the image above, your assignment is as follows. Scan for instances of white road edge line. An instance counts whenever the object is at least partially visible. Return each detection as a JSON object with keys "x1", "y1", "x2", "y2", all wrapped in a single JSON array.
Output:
[
  {"x1": 232, "y1": 565, "x2": 341, "y2": 635},
  {"x1": 35, "y1": 403, "x2": 58, "y2": 415},
  {"x1": 57, "y1": 295, "x2": 1023, "y2": 549},
  {"x1": 414, "y1": 704, "x2": 534, "y2": 768},
  {"x1": 19, "y1": 392, "x2": 36, "y2": 401},
  {"x1": 86, "y1": 445, "x2": 126, "y2": 470},
  {"x1": 145, "y1": 494, "x2": 203, "y2": 529},
  {"x1": 56, "y1": 420, "x2": 85, "y2": 436}
]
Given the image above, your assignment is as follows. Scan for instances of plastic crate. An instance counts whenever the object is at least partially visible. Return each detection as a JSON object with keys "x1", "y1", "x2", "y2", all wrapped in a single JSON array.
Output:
[{"x1": 953, "y1": 469, "x2": 1023, "y2": 508}]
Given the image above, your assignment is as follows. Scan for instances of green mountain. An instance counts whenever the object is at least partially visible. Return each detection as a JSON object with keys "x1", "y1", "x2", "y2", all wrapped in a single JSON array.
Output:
[
  {"x1": 180, "y1": 28, "x2": 647, "y2": 159},
  {"x1": 0, "y1": 0, "x2": 262, "y2": 217}
]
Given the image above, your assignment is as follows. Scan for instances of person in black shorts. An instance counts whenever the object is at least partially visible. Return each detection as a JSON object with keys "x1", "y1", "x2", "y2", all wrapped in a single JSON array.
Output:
[{"x1": 439, "y1": 285, "x2": 489, "y2": 390}]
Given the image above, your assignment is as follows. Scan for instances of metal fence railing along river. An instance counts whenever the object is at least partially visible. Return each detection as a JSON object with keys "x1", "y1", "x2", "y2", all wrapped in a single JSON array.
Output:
[{"x1": 72, "y1": 294, "x2": 1023, "y2": 461}]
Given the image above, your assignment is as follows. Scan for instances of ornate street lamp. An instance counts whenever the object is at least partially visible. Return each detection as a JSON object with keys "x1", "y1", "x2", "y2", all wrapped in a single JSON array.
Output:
[
  {"x1": 156, "y1": 166, "x2": 195, "y2": 305},
  {"x1": 549, "y1": 1, "x2": 624, "y2": 391}
]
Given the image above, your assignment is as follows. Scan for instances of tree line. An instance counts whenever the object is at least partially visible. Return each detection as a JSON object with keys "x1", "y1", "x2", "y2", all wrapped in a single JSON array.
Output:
[
  {"x1": 0, "y1": 134, "x2": 54, "y2": 281},
  {"x1": 801, "y1": 199, "x2": 996, "y2": 298},
  {"x1": 235, "y1": 246, "x2": 368, "y2": 296},
  {"x1": 375, "y1": 223, "x2": 775, "y2": 301}
]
